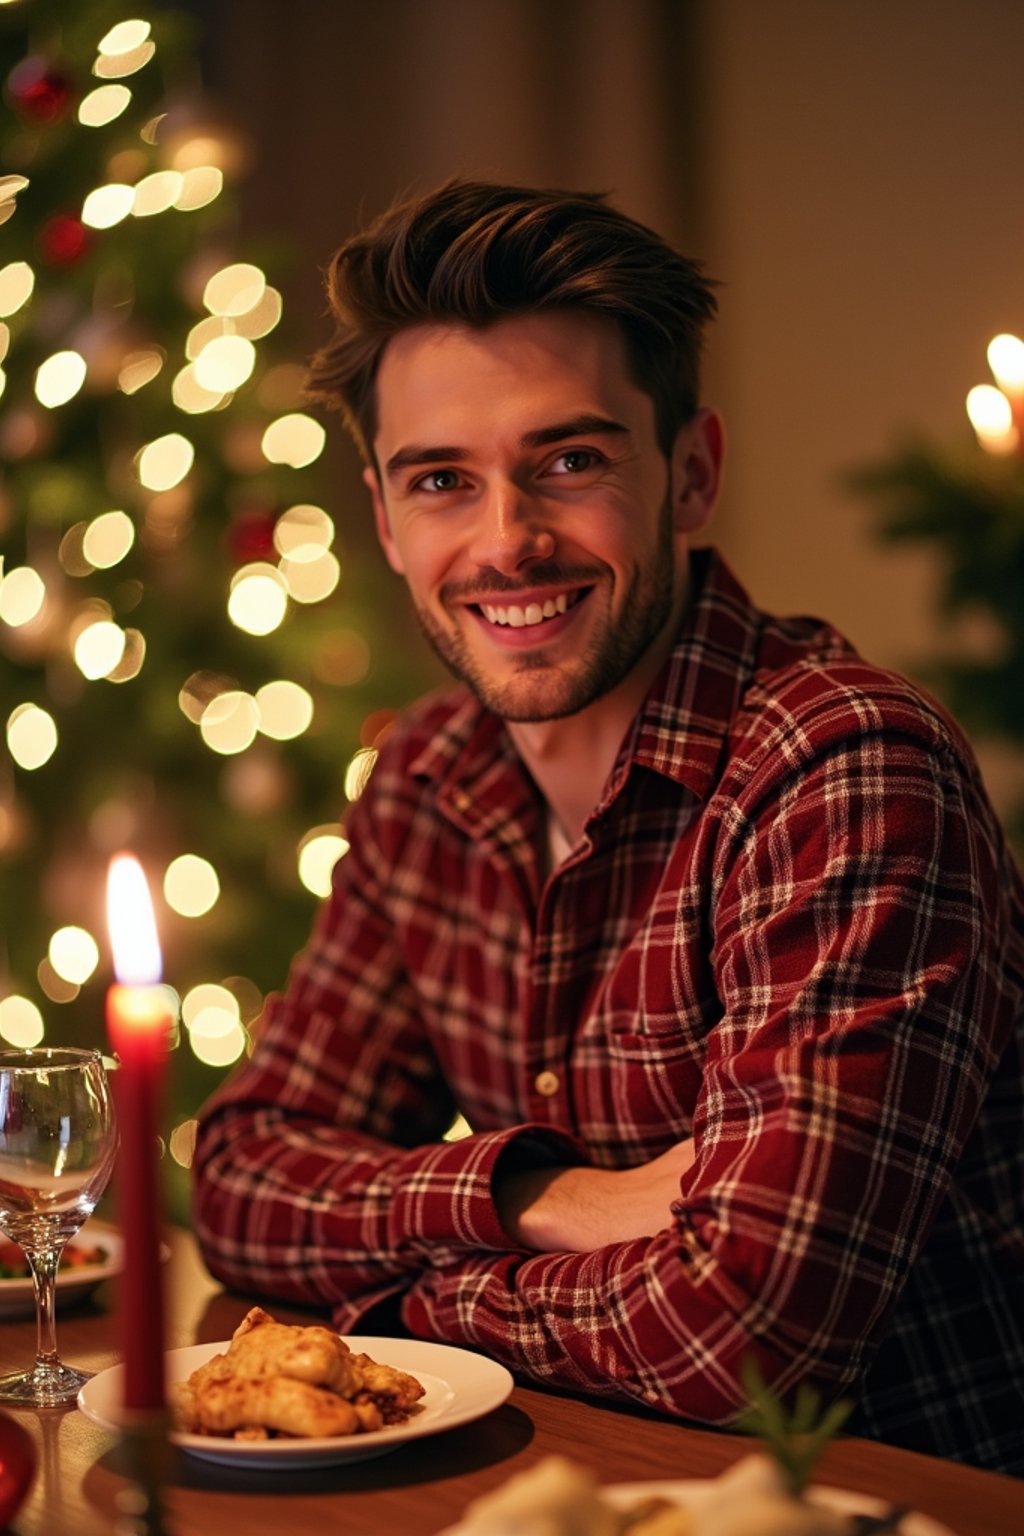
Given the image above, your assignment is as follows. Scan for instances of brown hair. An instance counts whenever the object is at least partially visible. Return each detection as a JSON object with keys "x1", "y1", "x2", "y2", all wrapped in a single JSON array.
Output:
[{"x1": 306, "y1": 179, "x2": 718, "y2": 463}]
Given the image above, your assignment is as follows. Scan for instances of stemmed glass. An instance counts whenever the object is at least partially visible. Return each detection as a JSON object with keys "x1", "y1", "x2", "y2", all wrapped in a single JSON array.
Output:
[{"x1": 0, "y1": 1047, "x2": 117, "y2": 1405}]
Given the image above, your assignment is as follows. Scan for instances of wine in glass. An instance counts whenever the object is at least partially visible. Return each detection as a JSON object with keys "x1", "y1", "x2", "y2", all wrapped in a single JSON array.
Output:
[{"x1": 0, "y1": 1047, "x2": 117, "y2": 1406}]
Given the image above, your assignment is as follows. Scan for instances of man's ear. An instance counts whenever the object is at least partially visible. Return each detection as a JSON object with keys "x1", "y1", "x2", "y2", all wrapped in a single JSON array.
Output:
[
  {"x1": 668, "y1": 407, "x2": 725, "y2": 534},
  {"x1": 363, "y1": 465, "x2": 406, "y2": 575}
]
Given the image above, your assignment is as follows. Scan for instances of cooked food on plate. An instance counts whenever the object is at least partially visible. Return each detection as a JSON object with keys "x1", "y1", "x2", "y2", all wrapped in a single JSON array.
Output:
[
  {"x1": 438, "y1": 1453, "x2": 902, "y2": 1536},
  {"x1": 173, "y1": 1307, "x2": 425, "y2": 1440},
  {"x1": 0, "y1": 1238, "x2": 109, "y2": 1280}
]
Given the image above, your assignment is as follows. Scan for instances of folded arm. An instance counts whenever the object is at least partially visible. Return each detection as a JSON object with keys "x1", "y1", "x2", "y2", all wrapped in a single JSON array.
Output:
[{"x1": 399, "y1": 733, "x2": 1011, "y2": 1421}]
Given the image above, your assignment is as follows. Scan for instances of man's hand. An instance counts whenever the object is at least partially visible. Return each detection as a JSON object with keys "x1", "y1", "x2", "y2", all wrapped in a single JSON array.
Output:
[{"x1": 496, "y1": 1138, "x2": 696, "y2": 1253}]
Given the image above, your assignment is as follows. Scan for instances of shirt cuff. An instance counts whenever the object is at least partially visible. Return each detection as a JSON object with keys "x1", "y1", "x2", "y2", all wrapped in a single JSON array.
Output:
[{"x1": 387, "y1": 1122, "x2": 585, "y2": 1256}]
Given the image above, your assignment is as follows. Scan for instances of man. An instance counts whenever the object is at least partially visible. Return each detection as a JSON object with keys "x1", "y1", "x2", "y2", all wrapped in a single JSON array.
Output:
[{"x1": 193, "y1": 180, "x2": 1024, "y2": 1474}]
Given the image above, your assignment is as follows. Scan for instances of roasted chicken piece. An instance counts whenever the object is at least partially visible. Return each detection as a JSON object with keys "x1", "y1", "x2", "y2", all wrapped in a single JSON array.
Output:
[{"x1": 173, "y1": 1306, "x2": 425, "y2": 1440}]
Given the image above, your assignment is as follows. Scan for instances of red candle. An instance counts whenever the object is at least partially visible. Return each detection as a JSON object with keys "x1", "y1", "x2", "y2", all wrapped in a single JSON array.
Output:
[{"x1": 105, "y1": 854, "x2": 172, "y2": 1416}]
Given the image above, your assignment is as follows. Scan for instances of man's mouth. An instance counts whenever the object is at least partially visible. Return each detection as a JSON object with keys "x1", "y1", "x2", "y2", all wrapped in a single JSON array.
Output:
[{"x1": 474, "y1": 589, "x2": 587, "y2": 629}]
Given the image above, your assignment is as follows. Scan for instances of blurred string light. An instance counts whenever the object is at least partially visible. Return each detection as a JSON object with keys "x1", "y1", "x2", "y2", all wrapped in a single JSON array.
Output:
[
  {"x1": 136, "y1": 431, "x2": 194, "y2": 489},
  {"x1": 199, "y1": 689, "x2": 259, "y2": 754},
  {"x1": 163, "y1": 853, "x2": 220, "y2": 917},
  {"x1": 78, "y1": 84, "x2": 132, "y2": 128},
  {"x1": 81, "y1": 183, "x2": 135, "y2": 230},
  {"x1": 174, "y1": 166, "x2": 223, "y2": 212},
  {"x1": 0, "y1": 174, "x2": 30, "y2": 228},
  {"x1": 48, "y1": 926, "x2": 100, "y2": 984},
  {"x1": 194, "y1": 333, "x2": 254, "y2": 392},
  {"x1": 34, "y1": 349, "x2": 87, "y2": 408},
  {"x1": 181, "y1": 982, "x2": 247, "y2": 1066},
  {"x1": 204, "y1": 262, "x2": 265, "y2": 316},
  {"x1": 82, "y1": 510, "x2": 135, "y2": 568},
  {"x1": 255, "y1": 680, "x2": 313, "y2": 740},
  {"x1": 0, "y1": 995, "x2": 44, "y2": 1049},
  {"x1": 0, "y1": 566, "x2": 46, "y2": 626},
  {"x1": 262, "y1": 413, "x2": 325, "y2": 468},
  {"x1": 73, "y1": 619, "x2": 127, "y2": 680},
  {"x1": 118, "y1": 347, "x2": 164, "y2": 394},
  {"x1": 7, "y1": 704, "x2": 58, "y2": 770},
  {"x1": 78, "y1": 84, "x2": 132, "y2": 127},
  {"x1": 967, "y1": 332, "x2": 1024, "y2": 456},
  {"x1": 344, "y1": 747, "x2": 378, "y2": 802},
  {"x1": 0, "y1": 261, "x2": 34, "y2": 316},
  {"x1": 297, "y1": 827, "x2": 349, "y2": 897},
  {"x1": 228, "y1": 563, "x2": 288, "y2": 635},
  {"x1": 132, "y1": 169, "x2": 182, "y2": 217}
]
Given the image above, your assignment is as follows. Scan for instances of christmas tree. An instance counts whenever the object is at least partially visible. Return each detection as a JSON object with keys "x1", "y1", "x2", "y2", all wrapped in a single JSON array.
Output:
[
  {"x1": 851, "y1": 333, "x2": 1024, "y2": 850},
  {"x1": 0, "y1": 0, "x2": 428, "y2": 1177}
]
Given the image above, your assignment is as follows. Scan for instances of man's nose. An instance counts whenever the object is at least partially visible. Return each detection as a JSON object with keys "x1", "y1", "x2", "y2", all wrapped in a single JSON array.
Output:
[{"x1": 467, "y1": 482, "x2": 555, "y2": 573}]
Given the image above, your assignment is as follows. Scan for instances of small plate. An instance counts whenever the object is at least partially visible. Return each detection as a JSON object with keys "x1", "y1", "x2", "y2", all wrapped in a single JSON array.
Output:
[
  {"x1": 604, "y1": 1481, "x2": 958, "y2": 1536},
  {"x1": 0, "y1": 1219, "x2": 122, "y2": 1320},
  {"x1": 77, "y1": 1335, "x2": 514, "y2": 1468}
]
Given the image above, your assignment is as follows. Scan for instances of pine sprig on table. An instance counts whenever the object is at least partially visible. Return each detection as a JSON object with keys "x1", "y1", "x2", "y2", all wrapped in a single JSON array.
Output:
[{"x1": 737, "y1": 1358, "x2": 854, "y2": 1496}]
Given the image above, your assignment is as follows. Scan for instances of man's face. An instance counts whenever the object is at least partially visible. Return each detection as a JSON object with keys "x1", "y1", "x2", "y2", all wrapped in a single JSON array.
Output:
[{"x1": 365, "y1": 309, "x2": 716, "y2": 723}]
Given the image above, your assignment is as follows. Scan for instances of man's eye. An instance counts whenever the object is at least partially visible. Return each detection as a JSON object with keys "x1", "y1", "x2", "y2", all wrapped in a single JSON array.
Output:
[
  {"x1": 416, "y1": 468, "x2": 463, "y2": 493},
  {"x1": 548, "y1": 449, "x2": 601, "y2": 475}
]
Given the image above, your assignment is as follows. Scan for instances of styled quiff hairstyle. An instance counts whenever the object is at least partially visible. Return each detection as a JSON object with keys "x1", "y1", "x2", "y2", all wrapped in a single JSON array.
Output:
[{"x1": 306, "y1": 179, "x2": 718, "y2": 464}]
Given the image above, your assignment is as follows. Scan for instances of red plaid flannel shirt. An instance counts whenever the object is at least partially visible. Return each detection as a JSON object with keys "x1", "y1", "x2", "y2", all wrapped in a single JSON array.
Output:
[{"x1": 193, "y1": 550, "x2": 1024, "y2": 1474}]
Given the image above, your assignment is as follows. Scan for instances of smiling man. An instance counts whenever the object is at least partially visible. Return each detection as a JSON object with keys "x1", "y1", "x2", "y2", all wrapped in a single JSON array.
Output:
[{"x1": 193, "y1": 181, "x2": 1024, "y2": 1474}]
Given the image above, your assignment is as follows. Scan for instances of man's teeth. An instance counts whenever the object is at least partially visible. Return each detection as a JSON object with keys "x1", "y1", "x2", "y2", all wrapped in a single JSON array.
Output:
[{"x1": 481, "y1": 592, "x2": 570, "y2": 628}]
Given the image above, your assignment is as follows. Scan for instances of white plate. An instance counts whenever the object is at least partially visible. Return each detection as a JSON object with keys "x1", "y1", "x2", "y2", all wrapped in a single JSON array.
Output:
[
  {"x1": 0, "y1": 1218, "x2": 122, "y2": 1319},
  {"x1": 78, "y1": 1335, "x2": 514, "y2": 1468},
  {"x1": 605, "y1": 1481, "x2": 957, "y2": 1536}
]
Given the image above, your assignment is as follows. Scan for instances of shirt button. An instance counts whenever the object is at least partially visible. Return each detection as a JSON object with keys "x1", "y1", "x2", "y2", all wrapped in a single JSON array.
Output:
[
  {"x1": 452, "y1": 789, "x2": 471, "y2": 811},
  {"x1": 534, "y1": 1070, "x2": 560, "y2": 1097}
]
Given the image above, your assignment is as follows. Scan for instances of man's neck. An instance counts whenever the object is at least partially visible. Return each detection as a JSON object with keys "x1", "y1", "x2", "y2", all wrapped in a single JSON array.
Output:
[{"x1": 506, "y1": 571, "x2": 692, "y2": 848}]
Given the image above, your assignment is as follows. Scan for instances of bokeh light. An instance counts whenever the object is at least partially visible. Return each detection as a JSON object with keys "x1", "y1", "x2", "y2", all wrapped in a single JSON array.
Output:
[
  {"x1": 227, "y1": 564, "x2": 288, "y2": 636},
  {"x1": 119, "y1": 347, "x2": 164, "y2": 394},
  {"x1": 48, "y1": 926, "x2": 100, "y2": 985},
  {"x1": 136, "y1": 432, "x2": 194, "y2": 490},
  {"x1": 203, "y1": 263, "x2": 266, "y2": 317},
  {"x1": 34, "y1": 349, "x2": 87, "y2": 408},
  {"x1": 82, "y1": 510, "x2": 135, "y2": 569},
  {"x1": 297, "y1": 828, "x2": 349, "y2": 897},
  {"x1": 132, "y1": 170, "x2": 183, "y2": 217},
  {"x1": 97, "y1": 18, "x2": 152, "y2": 54},
  {"x1": 7, "y1": 704, "x2": 58, "y2": 770},
  {"x1": 193, "y1": 334, "x2": 255, "y2": 393},
  {"x1": 78, "y1": 83, "x2": 132, "y2": 127},
  {"x1": 274, "y1": 504, "x2": 334, "y2": 559},
  {"x1": 344, "y1": 747, "x2": 378, "y2": 802},
  {"x1": 73, "y1": 619, "x2": 127, "y2": 679},
  {"x1": 0, "y1": 261, "x2": 34, "y2": 317},
  {"x1": 0, "y1": 566, "x2": 46, "y2": 627},
  {"x1": 174, "y1": 166, "x2": 223, "y2": 212},
  {"x1": 81, "y1": 183, "x2": 135, "y2": 229},
  {"x1": 261, "y1": 413, "x2": 325, "y2": 468},
  {"x1": 0, "y1": 995, "x2": 44, "y2": 1048},
  {"x1": 164, "y1": 854, "x2": 220, "y2": 918},
  {"x1": 199, "y1": 690, "x2": 259, "y2": 755},
  {"x1": 279, "y1": 549, "x2": 340, "y2": 604},
  {"x1": 255, "y1": 679, "x2": 313, "y2": 740}
]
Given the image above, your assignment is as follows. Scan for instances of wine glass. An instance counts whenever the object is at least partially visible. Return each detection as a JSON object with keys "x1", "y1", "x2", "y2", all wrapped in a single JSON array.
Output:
[{"x1": 0, "y1": 1047, "x2": 117, "y2": 1406}]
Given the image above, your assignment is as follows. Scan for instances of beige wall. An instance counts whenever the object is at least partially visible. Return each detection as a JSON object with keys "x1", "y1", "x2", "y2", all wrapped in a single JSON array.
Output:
[{"x1": 699, "y1": 0, "x2": 1024, "y2": 814}]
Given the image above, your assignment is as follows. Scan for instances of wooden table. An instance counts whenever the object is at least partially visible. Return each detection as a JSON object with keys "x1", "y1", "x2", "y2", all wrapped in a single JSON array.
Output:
[{"x1": 2, "y1": 1226, "x2": 1022, "y2": 1536}]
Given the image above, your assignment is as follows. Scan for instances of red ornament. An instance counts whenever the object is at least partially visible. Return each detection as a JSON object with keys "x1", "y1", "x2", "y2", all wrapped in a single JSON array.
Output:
[
  {"x1": 38, "y1": 214, "x2": 91, "y2": 267},
  {"x1": 6, "y1": 57, "x2": 75, "y2": 125},
  {"x1": 226, "y1": 507, "x2": 279, "y2": 564}
]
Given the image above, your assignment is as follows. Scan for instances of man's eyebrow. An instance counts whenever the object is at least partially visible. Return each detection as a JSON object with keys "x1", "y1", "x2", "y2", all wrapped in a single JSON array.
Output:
[
  {"x1": 383, "y1": 415, "x2": 632, "y2": 480},
  {"x1": 384, "y1": 444, "x2": 468, "y2": 479},
  {"x1": 520, "y1": 414, "x2": 631, "y2": 449}
]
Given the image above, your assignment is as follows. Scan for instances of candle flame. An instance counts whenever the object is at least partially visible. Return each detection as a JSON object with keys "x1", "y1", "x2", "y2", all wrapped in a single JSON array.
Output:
[{"x1": 107, "y1": 853, "x2": 163, "y2": 984}]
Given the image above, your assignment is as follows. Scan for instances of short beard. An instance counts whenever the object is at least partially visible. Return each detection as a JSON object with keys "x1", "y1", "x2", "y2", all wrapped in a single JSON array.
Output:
[{"x1": 409, "y1": 499, "x2": 678, "y2": 723}]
